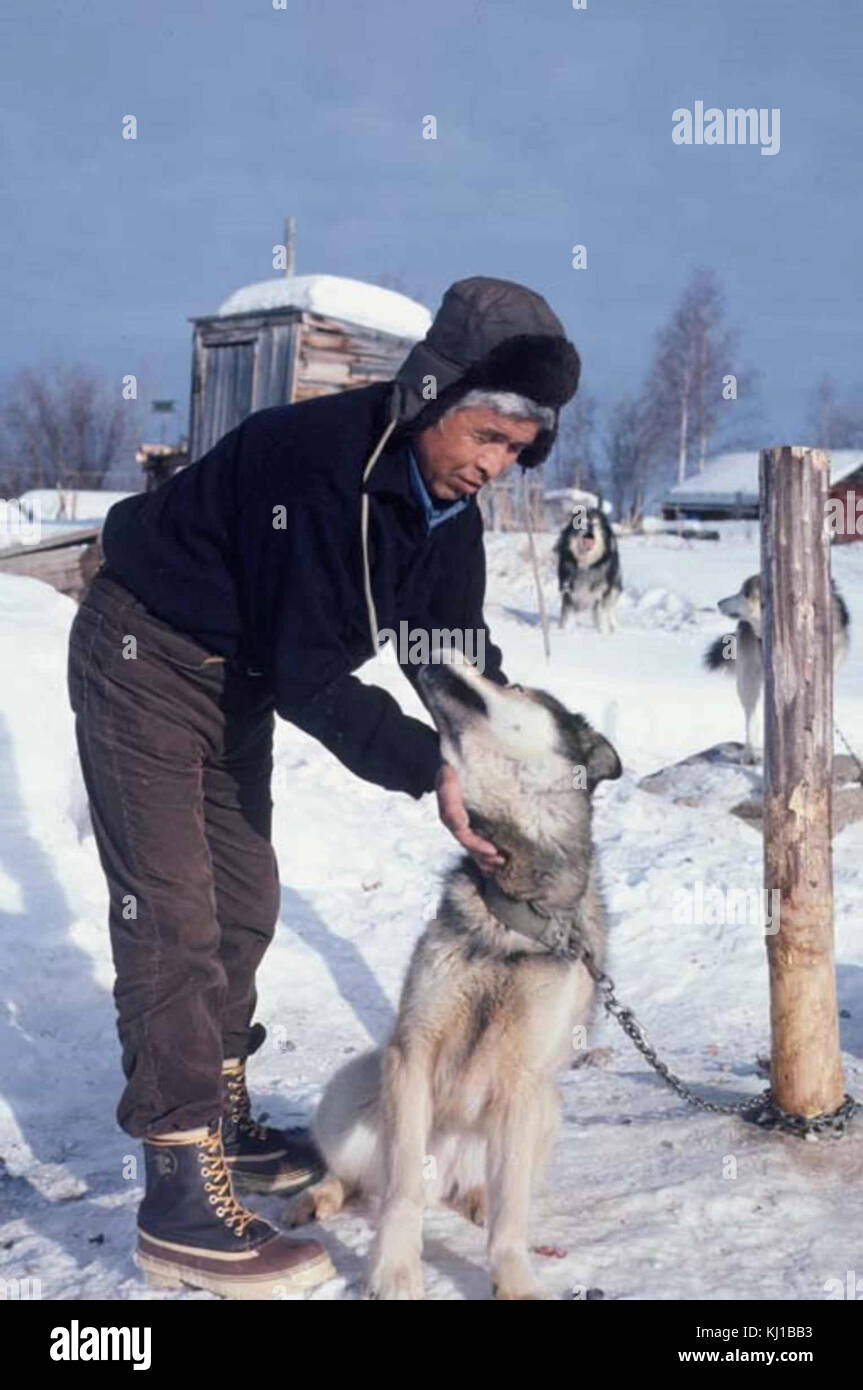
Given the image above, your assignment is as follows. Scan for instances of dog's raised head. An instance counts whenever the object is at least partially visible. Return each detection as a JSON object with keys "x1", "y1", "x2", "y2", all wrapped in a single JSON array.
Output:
[
  {"x1": 562, "y1": 506, "x2": 609, "y2": 567},
  {"x1": 717, "y1": 574, "x2": 762, "y2": 636},
  {"x1": 418, "y1": 661, "x2": 621, "y2": 901},
  {"x1": 716, "y1": 572, "x2": 850, "y2": 662}
]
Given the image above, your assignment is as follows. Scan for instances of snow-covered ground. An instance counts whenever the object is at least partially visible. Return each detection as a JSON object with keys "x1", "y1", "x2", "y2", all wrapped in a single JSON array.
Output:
[{"x1": 2, "y1": 523, "x2": 863, "y2": 1302}]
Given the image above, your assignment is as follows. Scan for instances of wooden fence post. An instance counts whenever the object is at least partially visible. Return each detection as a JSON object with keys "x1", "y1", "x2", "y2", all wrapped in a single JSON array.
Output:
[
  {"x1": 521, "y1": 472, "x2": 551, "y2": 661},
  {"x1": 760, "y1": 446, "x2": 845, "y2": 1117}
]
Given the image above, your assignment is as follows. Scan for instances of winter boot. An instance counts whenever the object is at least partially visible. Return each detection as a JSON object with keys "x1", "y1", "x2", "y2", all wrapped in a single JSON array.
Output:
[
  {"x1": 135, "y1": 1123, "x2": 335, "y2": 1299},
  {"x1": 221, "y1": 1055, "x2": 326, "y2": 1196}
]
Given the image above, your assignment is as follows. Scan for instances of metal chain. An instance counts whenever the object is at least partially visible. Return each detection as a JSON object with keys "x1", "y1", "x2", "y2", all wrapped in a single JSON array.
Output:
[
  {"x1": 570, "y1": 942, "x2": 860, "y2": 1138},
  {"x1": 835, "y1": 721, "x2": 863, "y2": 784}
]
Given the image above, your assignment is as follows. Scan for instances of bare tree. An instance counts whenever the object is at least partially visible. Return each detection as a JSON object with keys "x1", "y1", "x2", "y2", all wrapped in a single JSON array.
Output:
[
  {"x1": 807, "y1": 376, "x2": 863, "y2": 449},
  {"x1": 645, "y1": 268, "x2": 742, "y2": 484},
  {"x1": 605, "y1": 394, "x2": 661, "y2": 525},
  {"x1": 1, "y1": 364, "x2": 130, "y2": 492},
  {"x1": 553, "y1": 393, "x2": 600, "y2": 492}
]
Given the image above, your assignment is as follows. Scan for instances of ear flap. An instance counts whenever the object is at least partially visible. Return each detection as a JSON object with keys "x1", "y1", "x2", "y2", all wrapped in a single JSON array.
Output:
[{"x1": 584, "y1": 732, "x2": 622, "y2": 790}]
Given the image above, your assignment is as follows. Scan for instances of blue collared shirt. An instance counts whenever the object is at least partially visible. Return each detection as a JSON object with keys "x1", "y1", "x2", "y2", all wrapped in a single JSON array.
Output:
[{"x1": 408, "y1": 447, "x2": 470, "y2": 533}]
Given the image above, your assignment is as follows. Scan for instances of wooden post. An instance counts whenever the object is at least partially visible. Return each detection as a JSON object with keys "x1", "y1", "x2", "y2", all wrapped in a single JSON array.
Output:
[
  {"x1": 283, "y1": 216, "x2": 296, "y2": 279},
  {"x1": 522, "y1": 472, "x2": 550, "y2": 661},
  {"x1": 760, "y1": 446, "x2": 845, "y2": 1117}
]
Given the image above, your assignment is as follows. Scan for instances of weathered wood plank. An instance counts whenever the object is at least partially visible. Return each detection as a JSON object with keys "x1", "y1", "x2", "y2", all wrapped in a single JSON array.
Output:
[
  {"x1": 0, "y1": 526, "x2": 100, "y2": 558},
  {"x1": 760, "y1": 445, "x2": 844, "y2": 1118},
  {"x1": 0, "y1": 534, "x2": 102, "y2": 600},
  {"x1": 297, "y1": 357, "x2": 354, "y2": 383}
]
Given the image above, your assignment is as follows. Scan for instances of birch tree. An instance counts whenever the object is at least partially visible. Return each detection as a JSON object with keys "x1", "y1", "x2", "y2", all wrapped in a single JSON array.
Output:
[
  {"x1": 646, "y1": 268, "x2": 736, "y2": 484},
  {"x1": 554, "y1": 393, "x2": 599, "y2": 492},
  {"x1": 807, "y1": 376, "x2": 863, "y2": 449}
]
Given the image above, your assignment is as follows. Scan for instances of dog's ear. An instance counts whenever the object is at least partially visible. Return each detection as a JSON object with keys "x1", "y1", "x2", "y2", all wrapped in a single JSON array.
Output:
[
  {"x1": 531, "y1": 696, "x2": 623, "y2": 791},
  {"x1": 583, "y1": 731, "x2": 622, "y2": 790}
]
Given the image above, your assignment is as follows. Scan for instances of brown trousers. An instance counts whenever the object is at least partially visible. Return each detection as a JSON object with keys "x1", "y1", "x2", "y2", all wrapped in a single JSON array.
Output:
[{"x1": 67, "y1": 571, "x2": 281, "y2": 1138}]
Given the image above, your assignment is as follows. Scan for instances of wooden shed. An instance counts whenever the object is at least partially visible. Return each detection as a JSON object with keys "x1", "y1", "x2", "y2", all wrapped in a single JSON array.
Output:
[{"x1": 188, "y1": 274, "x2": 431, "y2": 461}]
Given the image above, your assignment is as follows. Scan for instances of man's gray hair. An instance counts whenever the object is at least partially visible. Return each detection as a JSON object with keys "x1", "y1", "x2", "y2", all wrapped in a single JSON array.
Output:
[{"x1": 442, "y1": 388, "x2": 555, "y2": 432}]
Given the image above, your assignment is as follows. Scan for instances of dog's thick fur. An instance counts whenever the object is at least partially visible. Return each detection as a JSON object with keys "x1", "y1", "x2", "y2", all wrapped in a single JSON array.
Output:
[
  {"x1": 554, "y1": 507, "x2": 622, "y2": 634},
  {"x1": 295, "y1": 663, "x2": 621, "y2": 1300},
  {"x1": 704, "y1": 573, "x2": 851, "y2": 762}
]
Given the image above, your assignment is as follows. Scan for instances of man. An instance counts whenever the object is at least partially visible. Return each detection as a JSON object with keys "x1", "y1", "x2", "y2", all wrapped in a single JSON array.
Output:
[{"x1": 67, "y1": 275, "x2": 580, "y2": 1298}]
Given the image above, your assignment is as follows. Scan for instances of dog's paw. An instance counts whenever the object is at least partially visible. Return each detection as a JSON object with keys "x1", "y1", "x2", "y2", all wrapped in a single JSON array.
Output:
[
  {"x1": 365, "y1": 1261, "x2": 424, "y2": 1300},
  {"x1": 491, "y1": 1251, "x2": 545, "y2": 1301},
  {"x1": 492, "y1": 1280, "x2": 547, "y2": 1301},
  {"x1": 286, "y1": 1175, "x2": 346, "y2": 1226}
]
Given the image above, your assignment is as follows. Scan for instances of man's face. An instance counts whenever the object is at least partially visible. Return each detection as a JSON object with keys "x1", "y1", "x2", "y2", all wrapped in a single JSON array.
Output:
[{"x1": 413, "y1": 406, "x2": 541, "y2": 501}]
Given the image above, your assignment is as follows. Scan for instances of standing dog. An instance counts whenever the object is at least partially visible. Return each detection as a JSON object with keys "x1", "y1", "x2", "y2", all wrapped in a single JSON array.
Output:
[
  {"x1": 555, "y1": 506, "x2": 622, "y2": 634},
  {"x1": 295, "y1": 662, "x2": 621, "y2": 1300},
  {"x1": 704, "y1": 573, "x2": 850, "y2": 762}
]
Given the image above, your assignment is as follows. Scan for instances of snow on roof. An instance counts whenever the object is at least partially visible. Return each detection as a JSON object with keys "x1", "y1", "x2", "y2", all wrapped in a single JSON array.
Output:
[
  {"x1": 16, "y1": 490, "x2": 133, "y2": 522},
  {"x1": 666, "y1": 449, "x2": 863, "y2": 506},
  {"x1": 217, "y1": 274, "x2": 432, "y2": 340}
]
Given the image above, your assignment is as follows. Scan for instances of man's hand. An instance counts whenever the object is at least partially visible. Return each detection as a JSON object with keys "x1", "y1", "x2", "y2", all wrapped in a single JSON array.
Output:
[{"x1": 434, "y1": 762, "x2": 505, "y2": 874}]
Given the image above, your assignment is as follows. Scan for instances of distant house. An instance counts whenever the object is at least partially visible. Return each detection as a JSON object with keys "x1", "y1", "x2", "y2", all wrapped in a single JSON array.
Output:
[
  {"x1": 188, "y1": 273, "x2": 431, "y2": 462},
  {"x1": 662, "y1": 449, "x2": 863, "y2": 525}
]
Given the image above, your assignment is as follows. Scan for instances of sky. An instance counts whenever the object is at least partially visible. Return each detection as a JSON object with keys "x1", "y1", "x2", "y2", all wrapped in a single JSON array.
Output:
[{"x1": 2, "y1": 0, "x2": 862, "y2": 466}]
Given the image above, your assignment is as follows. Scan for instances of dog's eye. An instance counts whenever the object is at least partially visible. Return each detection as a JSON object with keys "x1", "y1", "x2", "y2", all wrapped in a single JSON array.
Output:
[{"x1": 508, "y1": 683, "x2": 524, "y2": 693}]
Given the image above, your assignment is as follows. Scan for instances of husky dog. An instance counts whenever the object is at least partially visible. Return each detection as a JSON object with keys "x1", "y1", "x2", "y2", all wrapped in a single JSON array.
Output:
[
  {"x1": 555, "y1": 506, "x2": 622, "y2": 634},
  {"x1": 704, "y1": 573, "x2": 850, "y2": 762},
  {"x1": 295, "y1": 662, "x2": 621, "y2": 1300}
]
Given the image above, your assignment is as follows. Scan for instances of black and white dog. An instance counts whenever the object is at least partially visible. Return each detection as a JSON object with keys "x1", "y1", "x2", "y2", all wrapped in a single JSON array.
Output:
[{"x1": 554, "y1": 506, "x2": 622, "y2": 634}]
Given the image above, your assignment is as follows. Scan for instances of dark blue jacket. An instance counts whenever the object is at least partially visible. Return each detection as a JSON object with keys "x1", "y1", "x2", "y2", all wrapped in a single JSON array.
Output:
[{"x1": 101, "y1": 382, "x2": 505, "y2": 799}]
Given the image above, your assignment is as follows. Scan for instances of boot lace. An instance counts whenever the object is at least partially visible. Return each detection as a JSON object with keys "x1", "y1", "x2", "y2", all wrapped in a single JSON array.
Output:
[
  {"x1": 197, "y1": 1128, "x2": 258, "y2": 1237},
  {"x1": 223, "y1": 1062, "x2": 271, "y2": 1143}
]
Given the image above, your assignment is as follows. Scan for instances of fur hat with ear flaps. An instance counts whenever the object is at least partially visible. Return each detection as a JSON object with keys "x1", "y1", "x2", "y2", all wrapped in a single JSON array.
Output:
[{"x1": 391, "y1": 277, "x2": 581, "y2": 469}]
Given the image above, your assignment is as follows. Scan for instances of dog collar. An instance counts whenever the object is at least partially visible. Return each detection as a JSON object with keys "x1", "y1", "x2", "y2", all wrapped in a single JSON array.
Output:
[{"x1": 480, "y1": 877, "x2": 577, "y2": 956}]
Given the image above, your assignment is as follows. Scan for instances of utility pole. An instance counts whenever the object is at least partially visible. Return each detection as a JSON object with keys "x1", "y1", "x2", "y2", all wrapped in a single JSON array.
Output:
[{"x1": 284, "y1": 216, "x2": 296, "y2": 279}]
